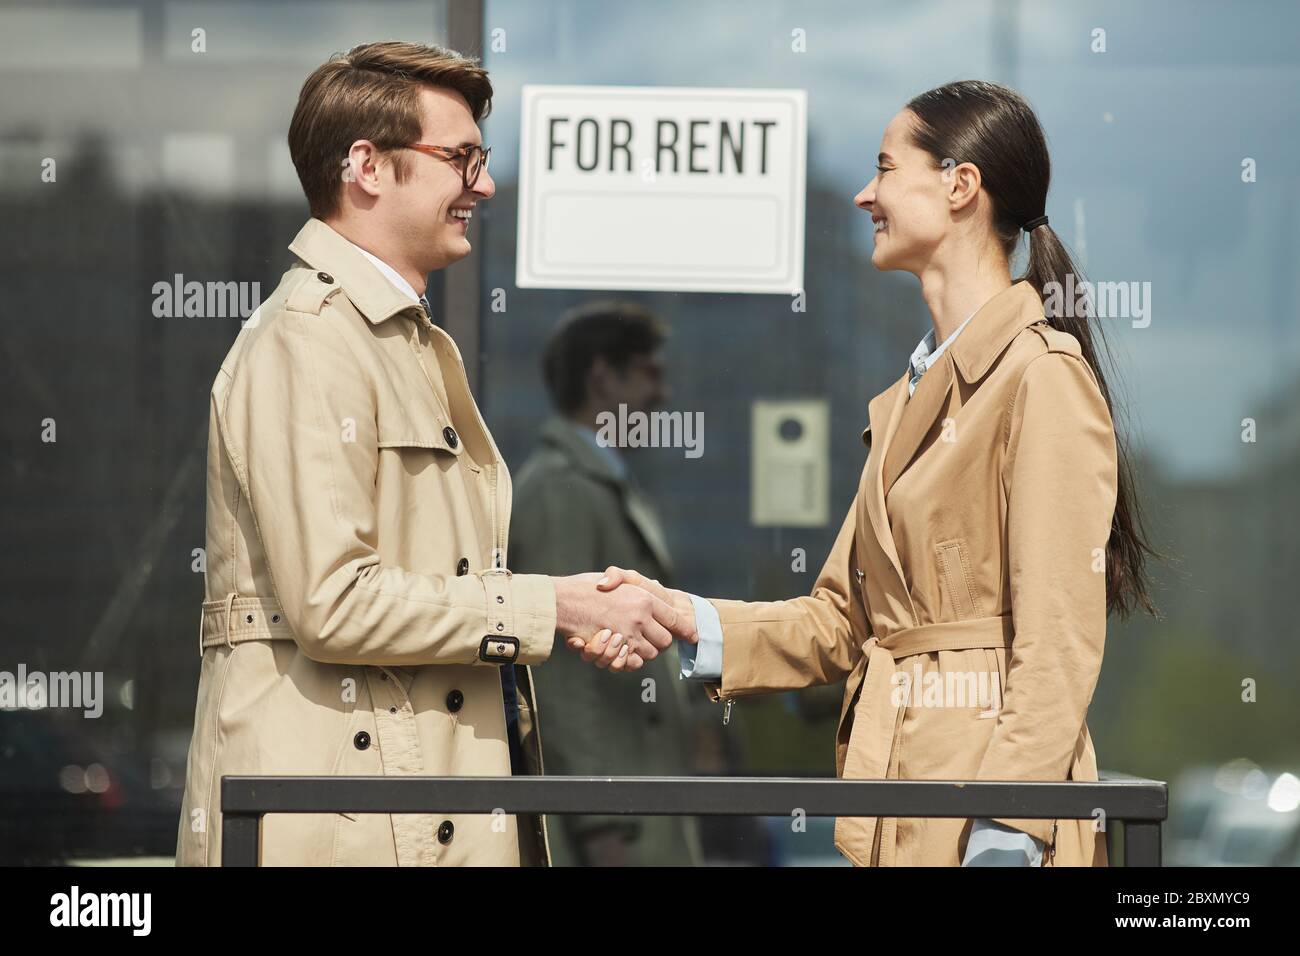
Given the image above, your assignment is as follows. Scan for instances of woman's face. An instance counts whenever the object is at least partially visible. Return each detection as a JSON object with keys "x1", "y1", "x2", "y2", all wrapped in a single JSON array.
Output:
[{"x1": 855, "y1": 109, "x2": 954, "y2": 275}]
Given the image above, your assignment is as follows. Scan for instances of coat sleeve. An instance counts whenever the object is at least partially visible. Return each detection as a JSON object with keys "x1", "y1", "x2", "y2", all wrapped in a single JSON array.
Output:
[
  {"x1": 216, "y1": 309, "x2": 557, "y2": 667},
  {"x1": 975, "y1": 350, "x2": 1118, "y2": 841},
  {"x1": 702, "y1": 492, "x2": 870, "y2": 699}
]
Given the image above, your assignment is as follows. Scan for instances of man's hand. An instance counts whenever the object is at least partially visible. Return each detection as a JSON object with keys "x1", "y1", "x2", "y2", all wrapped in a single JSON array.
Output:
[
  {"x1": 595, "y1": 565, "x2": 688, "y2": 611},
  {"x1": 553, "y1": 572, "x2": 698, "y2": 673},
  {"x1": 560, "y1": 566, "x2": 699, "y2": 671}
]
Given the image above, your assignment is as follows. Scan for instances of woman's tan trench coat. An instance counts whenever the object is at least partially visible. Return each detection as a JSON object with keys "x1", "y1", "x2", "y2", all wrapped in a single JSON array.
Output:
[
  {"x1": 176, "y1": 219, "x2": 558, "y2": 866},
  {"x1": 704, "y1": 279, "x2": 1117, "y2": 867}
]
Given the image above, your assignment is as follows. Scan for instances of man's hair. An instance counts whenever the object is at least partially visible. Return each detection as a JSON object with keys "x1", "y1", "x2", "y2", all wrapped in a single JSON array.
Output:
[
  {"x1": 288, "y1": 41, "x2": 493, "y2": 220},
  {"x1": 542, "y1": 302, "x2": 668, "y2": 415}
]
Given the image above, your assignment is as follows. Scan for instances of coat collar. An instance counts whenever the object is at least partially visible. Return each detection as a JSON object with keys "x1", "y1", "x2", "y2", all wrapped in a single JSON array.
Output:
[
  {"x1": 947, "y1": 279, "x2": 1047, "y2": 384},
  {"x1": 539, "y1": 415, "x2": 628, "y2": 488},
  {"x1": 287, "y1": 218, "x2": 427, "y2": 326}
]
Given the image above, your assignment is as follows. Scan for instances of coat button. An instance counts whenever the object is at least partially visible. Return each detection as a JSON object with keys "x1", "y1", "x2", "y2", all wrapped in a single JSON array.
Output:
[
  {"x1": 456, "y1": 558, "x2": 469, "y2": 576},
  {"x1": 446, "y1": 689, "x2": 464, "y2": 713},
  {"x1": 443, "y1": 426, "x2": 459, "y2": 449},
  {"x1": 437, "y1": 820, "x2": 454, "y2": 845},
  {"x1": 353, "y1": 731, "x2": 371, "y2": 751},
  {"x1": 317, "y1": 272, "x2": 333, "y2": 283}
]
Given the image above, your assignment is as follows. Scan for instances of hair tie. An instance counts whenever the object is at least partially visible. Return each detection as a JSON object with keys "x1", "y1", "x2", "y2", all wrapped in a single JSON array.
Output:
[{"x1": 1022, "y1": 214, "x2": 1049, "y2": 233}]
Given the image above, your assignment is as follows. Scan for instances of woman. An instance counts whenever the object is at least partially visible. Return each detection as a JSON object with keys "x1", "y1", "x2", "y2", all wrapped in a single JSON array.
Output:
[{"x1": 571, "y1": 80, "x2": 1160, "y2": 867}]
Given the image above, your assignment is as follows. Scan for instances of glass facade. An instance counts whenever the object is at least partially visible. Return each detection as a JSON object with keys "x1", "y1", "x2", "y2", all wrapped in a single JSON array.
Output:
[{"x1": 1, "y1": 0, "x2": 1297, "y2": 864}]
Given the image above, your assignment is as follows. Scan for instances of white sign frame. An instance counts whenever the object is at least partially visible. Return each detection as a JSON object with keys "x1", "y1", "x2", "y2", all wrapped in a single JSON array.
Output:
[{"x1": 517, "y1": 84, "x2": 806, "y2": 295}]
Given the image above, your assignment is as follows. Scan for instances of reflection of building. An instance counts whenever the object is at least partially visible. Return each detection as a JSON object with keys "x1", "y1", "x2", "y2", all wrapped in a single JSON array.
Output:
[
  {"x1": 0, "y1": 133, "x2": 313, "y2": 857},
  {"x1": 4, "y1": 0, "x2": 1298, "y2": 864}
]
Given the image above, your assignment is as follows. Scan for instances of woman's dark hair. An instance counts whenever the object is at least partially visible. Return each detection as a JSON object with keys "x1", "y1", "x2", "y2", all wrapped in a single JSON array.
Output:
[
  {"x1": 905, "y1": 79, "x2": 1162, "y2": 620},
  {"x1": 542, "y1": 301, "x2": 668, "y2": 415}
]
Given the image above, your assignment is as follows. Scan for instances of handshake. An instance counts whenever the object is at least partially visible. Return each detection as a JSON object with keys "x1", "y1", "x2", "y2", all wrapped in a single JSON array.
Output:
[{"x1": 552, "y1": 567, "x2": 698, "y2": 671}]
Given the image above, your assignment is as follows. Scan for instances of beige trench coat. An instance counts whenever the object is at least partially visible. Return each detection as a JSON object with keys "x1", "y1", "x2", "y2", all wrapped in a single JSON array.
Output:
[
  {"x1": 176, "y1": 218, "x2": 558, "y2": 866},
  {"x1": 704, "y1": 280, "x2": 1117, "y2": 867}
]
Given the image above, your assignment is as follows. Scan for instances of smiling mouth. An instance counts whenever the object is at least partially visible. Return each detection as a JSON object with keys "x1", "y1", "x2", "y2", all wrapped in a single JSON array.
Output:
[
  {"x1": 450, "y1": 207, "x2": 474, "y2": 225},
  {"x1": 873, "y1": 217, "x2": 888, "y2": 234}
]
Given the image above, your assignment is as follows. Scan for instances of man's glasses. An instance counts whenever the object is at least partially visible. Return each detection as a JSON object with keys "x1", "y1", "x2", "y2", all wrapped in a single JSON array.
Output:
[{"x1": 403, "y1": 143, "x2": 491, "y2": 190}]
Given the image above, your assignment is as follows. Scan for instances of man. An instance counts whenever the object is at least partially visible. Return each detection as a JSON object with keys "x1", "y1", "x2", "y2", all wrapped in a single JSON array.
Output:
[
  {"x1": 175, "y1": 41, "x2": 692, "y2": 867},
  {"x1": 510, "y1": 303, "x2": 704, "y2": 867}
]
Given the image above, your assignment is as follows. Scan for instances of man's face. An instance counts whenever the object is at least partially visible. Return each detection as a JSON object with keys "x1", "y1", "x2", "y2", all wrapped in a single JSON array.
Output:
[
  {"x1": 389, "y1": 86, "x2": 495, "y2": 271},
  {"x1": 592, "y1": 350, "x2": 669, "y2": 417}
]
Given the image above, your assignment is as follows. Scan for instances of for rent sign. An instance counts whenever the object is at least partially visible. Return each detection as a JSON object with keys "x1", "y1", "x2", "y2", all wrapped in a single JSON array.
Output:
[{"x1": 517, "y1": 85, "x2": 806, "y2": 294}]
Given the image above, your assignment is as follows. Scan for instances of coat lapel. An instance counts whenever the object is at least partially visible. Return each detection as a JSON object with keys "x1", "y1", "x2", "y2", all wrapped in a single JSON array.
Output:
[
  {"x1": 862, "y1": 373, "x2": 912, "y2": 609},
  {"x1": 881, "y1": 349, "x2": 955, "y2": 497},
  {"x1": 623, "y1": 486, "x2": 675, "y2": 579}
]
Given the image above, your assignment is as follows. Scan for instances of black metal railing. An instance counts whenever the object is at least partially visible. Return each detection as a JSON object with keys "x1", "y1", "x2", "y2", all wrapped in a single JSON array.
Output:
[{"x1": 219, "y1": 770, "x2": 1166, "y2": 866}]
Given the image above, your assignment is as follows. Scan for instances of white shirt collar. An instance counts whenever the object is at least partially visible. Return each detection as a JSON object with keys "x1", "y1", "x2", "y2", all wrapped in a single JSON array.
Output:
[
  {"x1": 908, "y1": 307, "x2": 978, "y2": 393},
  {"x1": 344, "y1": 238, "x2": 421, "y2": 304}
]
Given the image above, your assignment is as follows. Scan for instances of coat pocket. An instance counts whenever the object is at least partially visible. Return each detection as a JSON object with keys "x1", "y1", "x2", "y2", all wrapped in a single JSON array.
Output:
[
  {"x1": 376, "y1": 419, "x2": 464, "y2": 457},
  {"x1": 375, "y1": 410, "x2": 466, "y2": 483},
  {"x1": 935, "y1": 537, "x2": 984, "y2": 621}
]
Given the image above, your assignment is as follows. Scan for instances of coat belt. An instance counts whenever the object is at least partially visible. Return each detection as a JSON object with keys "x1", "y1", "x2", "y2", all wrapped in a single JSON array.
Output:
[
  {"x1": 837, "y1": 614, "x2": 1014, "y2": 866},
  {"x1": 198, "y1": 594, "x2": 295, "y2": 654}
]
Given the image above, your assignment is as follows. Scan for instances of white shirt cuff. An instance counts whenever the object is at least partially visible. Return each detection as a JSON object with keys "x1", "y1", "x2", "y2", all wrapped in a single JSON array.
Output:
[{"x1": 679, "y1": 593, "x2": 723, "y2": 681}]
